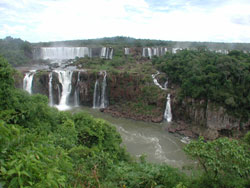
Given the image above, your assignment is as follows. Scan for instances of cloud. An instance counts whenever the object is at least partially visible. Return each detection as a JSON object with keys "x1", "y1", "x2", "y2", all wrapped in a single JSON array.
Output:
[{"x1": 0, "y1": 0, "x2": 250, "y2": 43}]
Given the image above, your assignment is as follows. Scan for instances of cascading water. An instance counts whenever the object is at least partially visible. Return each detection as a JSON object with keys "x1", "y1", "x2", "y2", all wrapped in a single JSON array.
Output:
[
  {"x1": 55, "y1": 70, "x2": 73, "y2": 110},
  {"x1": 23, "y1": 70, "x2": 36, "y2": 94},
  {"x1": 93, "y1": 80, "x2": 101, "y2": 108},
  {"x1": 40, "y1": 47, "x2": 91, "y2": 59},
  {"x1": 93, "y1": 71, "x2": 108, "y2": 109},
  {"x1": 100, "y1": 71, "x2": 108, "y2": 108},
  {"x1": 100, "y1": 47, "x2": 113, "y2": 59},
  {"x1": 48, "y1": 72, "x2": 53, "y2": 106},
  {"x1": 164, "y1": 94, "x2": 172, "y2": 122},
  {"x1": 151, "y1": 71, "x2": 172, "y2": 122},
  {"x1": 152, "y1": 47, "x2": 168, "y2": 56},
  {"x1": 152, "y1": 71, "x2": 167, "y2": 91},
  {"x1": 124, "y1": 48, "x2": 129, "y2": 55},
  {"x1": 74, "y1": 72, "x2": 80, "y2": 107},
  {"x1": 109, "y1": 49, "x2": 113, "y2": 59}
]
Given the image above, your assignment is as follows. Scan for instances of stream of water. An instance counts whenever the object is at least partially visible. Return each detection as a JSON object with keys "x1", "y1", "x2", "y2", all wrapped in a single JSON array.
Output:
[{"x1": 73, "y1": 107, "x2": 189, "y2": 168}]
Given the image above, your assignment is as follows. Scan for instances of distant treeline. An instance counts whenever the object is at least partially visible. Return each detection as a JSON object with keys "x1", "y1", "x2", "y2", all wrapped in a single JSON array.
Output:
[
  {"x1": 1, "y1": 36, "x2": 250, "y2": 67},
  {"x1": 0, "y1": 36, "x2": 33, "y2": 66},
  {"x1": 33, "y1": 36, "x2": 250, "y2": 51}
]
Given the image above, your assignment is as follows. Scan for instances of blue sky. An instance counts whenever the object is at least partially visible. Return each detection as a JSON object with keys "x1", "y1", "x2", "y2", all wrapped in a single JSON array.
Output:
[{"x1": 1, "y1": 0, "x2": 250, "y2": 42}]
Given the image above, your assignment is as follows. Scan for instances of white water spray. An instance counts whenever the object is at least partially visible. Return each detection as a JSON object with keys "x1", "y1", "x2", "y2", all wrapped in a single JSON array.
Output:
[
  {"x1": 93, "y1": 71, "x2": 108, "y2": 108},
  {"x1": 23, "y1": 70, "x2": 36, "y2": 94},
  {"x1": 164, "y1": 94, "x2": 172, "y2": 122},
  {"x1": 152, "y1": 71, "x2": 167, "y2": 91},
  {"x1": 48, "y1": 72, "x2": 53, "y2": 106},
  {"x1": 55, "y1": 70, "x2": 73, "y2": 110}
]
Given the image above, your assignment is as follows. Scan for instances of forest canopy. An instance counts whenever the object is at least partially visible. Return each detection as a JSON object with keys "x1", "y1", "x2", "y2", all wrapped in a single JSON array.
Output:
[
  {"x1": 153, "y1": 49, "x2": 250, "y2": 121},
  {"x1": 0, "y1": 36, "x2": 33, "y2": 66}
]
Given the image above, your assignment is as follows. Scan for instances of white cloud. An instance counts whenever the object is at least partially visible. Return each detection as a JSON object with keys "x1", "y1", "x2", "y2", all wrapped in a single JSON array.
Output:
[{"x1": 1, "y1": 0, "x2": 250, "y2": 42}]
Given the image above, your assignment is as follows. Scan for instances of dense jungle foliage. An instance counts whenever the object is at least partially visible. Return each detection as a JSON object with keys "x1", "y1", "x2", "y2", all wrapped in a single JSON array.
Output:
[
  {"x1": 34, "y1": 36, "x2": 250, "y2": 51},
  {"x1": 0, "y1": 37, "x2": 33, "y2": 66},
  {"x1": 1, "y1": 55, "x2": 250, "y2": 187},
  {"x1": 153, "y1": 49, "x2": 250, "y2": 121}
]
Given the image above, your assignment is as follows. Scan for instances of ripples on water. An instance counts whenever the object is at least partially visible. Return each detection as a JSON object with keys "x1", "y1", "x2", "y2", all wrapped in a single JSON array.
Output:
[{"x1": 72, "y1": 107, "x2": 190, "y2": 168}]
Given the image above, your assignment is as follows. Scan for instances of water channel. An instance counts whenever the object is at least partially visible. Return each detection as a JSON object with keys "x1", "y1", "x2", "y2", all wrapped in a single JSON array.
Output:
[{"x1": 74, "y1": 107, "x2": 189, "y2": 168}]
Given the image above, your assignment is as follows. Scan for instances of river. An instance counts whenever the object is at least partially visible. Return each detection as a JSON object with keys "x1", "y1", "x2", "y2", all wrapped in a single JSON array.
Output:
[{"x1": 73, "y1": 107, "x2": 189, "y2": 168}]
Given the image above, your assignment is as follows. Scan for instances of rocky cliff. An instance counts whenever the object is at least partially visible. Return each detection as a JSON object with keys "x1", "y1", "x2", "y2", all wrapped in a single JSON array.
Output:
[
  {"x1": 17, "y1": 69, "x2": 249, "y2": 139},
  {"x1": 171, "y1": 96, "x2": 250, "y2": 139}
]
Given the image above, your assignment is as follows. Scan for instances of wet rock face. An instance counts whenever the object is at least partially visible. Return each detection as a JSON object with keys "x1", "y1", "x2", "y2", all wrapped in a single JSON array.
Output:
[
  {"x1": 206, "y1": 104, "x2": 240, "y2": 130},
  {"x1": 31, "y1": 71, "x2": 61, "y2": 104},
  {"x1": 108, "y1": 73, "x2": 142, "y2": 103},
  {"x1": 172, "y1": 96, "x2": 250, "y2": 138},
  {"x1": 32, "y1": 72, "x2": 49, "y2": 96},
  {"x1": 51, "y1": 72, "x2": 61, "y2": 105},
  {"x1": 71, "y1": 71, "x2": 96, "y2": 106}
]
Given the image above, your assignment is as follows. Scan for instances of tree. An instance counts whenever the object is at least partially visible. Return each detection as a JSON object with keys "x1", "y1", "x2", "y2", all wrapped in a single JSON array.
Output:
[
  {"x1": 0, "y1": 56, "x2": 15, "y2": 110},
  {"x1": 185, "y1": 137, "x2": 250, "y2": 187}
]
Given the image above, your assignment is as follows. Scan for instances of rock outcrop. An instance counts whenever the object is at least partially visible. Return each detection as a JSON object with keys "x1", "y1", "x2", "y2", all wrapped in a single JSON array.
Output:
[{"x1": 171, "y1": 96, "x2": 250, "y2": 139}]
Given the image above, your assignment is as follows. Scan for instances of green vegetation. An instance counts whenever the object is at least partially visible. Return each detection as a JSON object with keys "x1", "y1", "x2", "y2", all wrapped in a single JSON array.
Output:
[
  {"x1": 1, "y1": 55, "x2": 250, "y2": 187},
  {"x1": 0, "y1": 37, "x2": 33, "y2": 66},
  {"x1": 34, "y1": 36, "x2": 250, "y2": 51},
  {"x1": 153, "y1": 49, "x2": 250, "y2": 121},
  {"x1": 185, "y1": 137, "x2": 250, "y2": 188}
]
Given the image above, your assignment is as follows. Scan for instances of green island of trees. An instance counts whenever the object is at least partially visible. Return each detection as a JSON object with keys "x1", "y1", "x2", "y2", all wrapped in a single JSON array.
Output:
[
  {"x1": 153, "y1": 49, "x2": 250, "y2": 121},
  {"x1": 1, "y1": 50, "x2": 250, "y2": 187}
]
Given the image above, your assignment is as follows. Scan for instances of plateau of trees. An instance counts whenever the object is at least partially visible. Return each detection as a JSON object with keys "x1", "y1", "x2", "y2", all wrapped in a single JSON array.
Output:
[
  {"x1": 0, "y1": 56, "x2": 250, "y2": 187},
  {"x1": 0, "y1": 37, "x2": 33, "y2": 66},
  {"x1": 153, "y1": 49, "x2": 250, "y2": 121}
]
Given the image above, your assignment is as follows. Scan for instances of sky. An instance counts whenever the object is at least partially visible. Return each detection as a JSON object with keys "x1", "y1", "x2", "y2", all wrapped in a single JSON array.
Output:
[{"x1": 1, "y1": 0, "x2": 250, "y2": 43}]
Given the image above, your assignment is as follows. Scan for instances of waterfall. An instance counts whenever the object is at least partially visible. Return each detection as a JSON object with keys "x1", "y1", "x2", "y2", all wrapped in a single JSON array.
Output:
[
  {"x1": 48, "y1": 72, "x2": 53, "y2": 106},
  {"x1": 153, "y1": 48, "x2": 158, "y2": 56},
  {"x1": 151, "y1": 71, "x2": 172, "y2": 122},
  {"x1": 172, "y1": 48, "x2": 182, "y2": 54},
  {"x1": 148, "y1": 48, "x2": 152, "y2": 59},
  {"x1": 55, "y1": 70, "x2": 73, "y2": 110},
  {"x1": 23, "y1": 70, "x2": 36, "y2": 94},
  {"x1": 142, "y1": 48, "x2": 146, "y2": 57},
  {"x1": 152, "y1": 47, "x2": 168, "y2": 57},
  {"x1": 40, "y1": 47, "x2": 91, "y2": 59},
  {"x1": 108, "y1": 48, "x2": 113, "y2": 59},
  {"x1": 93, "y1": 71, "x2": 108, "y2": 109},
  {"x1": 100, "y1": 47, "x2": 113, "y2": 59},
  {"x1": 57, "y1": 84, "x2": 61, "y2": 104},
  {"x1": 152, "y1": 71, "x2": 167, "y2": 90},
  {"x1": 93, "y1": 80, "x2": 101, "y2": 108},
  {"x1": 100, "y1": 71, "x2": 108, "y2": 108},
  {"x1": 74, "y1": 72, "x2": 80, "y2": 107},
  {"x1": 164, "y1": 94, "x2": 172, "y2": 122},
  {"x1": 125, "y1": 48, "x2": 129, "y2": 55},
  {"x1": 164, "y1": 80, "x2": 168, "y2": 89}
]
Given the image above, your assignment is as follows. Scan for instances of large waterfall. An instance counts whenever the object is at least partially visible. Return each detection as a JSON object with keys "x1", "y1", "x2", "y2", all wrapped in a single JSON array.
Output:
[
  {"x1": 100, "y1": 47, "x2": 113, "y2": 59},
  {"x1": 93, "y1": 71, "x2": 108, "y2": 109},
  {"x1": 55, "y1": 70, "x2": 73, "y2": 110},
  {"x1": 36, "y1": 47, "x2": 114, "y2": 60},
  {"x1": 40, "y1": 47, "x2": 92, "y2": 59},
  {"x1": 23, "y1": 70, "x2": 36, "y2": 94},
  {"x1": 143, "y1": 47, "x2": 167, "y2": 59}
]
